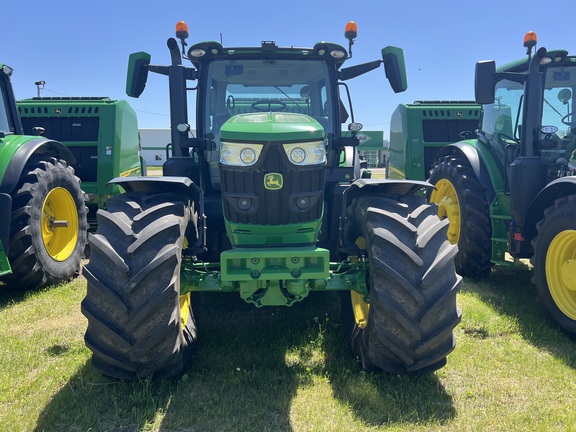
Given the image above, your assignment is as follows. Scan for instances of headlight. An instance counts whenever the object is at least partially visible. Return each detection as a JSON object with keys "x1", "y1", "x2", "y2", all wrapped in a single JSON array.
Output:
[
  {"x1": 283, "y1": 141, "x2": 326, "y2": 166},
  {"x1": 220, "y1": 142, "x2": 263, "y2": 166}
]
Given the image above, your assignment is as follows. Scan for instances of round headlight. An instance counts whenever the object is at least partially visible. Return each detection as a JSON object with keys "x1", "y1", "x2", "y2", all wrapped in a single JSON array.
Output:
[
  {"x1": 220, "y1": 148, "x2": 232, "y2": 164},
  {"x1": 313, "y1": 148, "x2": 325, "y2": 163},
  {"x1": 240, "y1": 148, "x2": 256, "y2": 165},
  {"x1": 290, "y1": 147, "x2": 306, "y2": 164}
]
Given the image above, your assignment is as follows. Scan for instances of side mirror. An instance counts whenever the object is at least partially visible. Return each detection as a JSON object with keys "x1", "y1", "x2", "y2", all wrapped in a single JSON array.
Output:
[
  {"x1": 126, "y1": 52, "x2": 151, "y2": 98},
  {"x1": 475, "y1": 60, "x2": 496, "y2": 104},
  {"x1": 381, "y1": 46, "x2": 407, "y2": 93}
]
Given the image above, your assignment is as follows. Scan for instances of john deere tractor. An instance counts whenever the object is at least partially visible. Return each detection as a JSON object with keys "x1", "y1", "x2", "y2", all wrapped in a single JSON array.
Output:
[
  {"x1": 81, "y1": 21, "x2": 461, "y2": 379},
  {"x1": 0, "y1": 63, "x2": 87, "y2": 289},
  {"x1": 393, "y1": 32, "x2": 576, "y2": 334}
]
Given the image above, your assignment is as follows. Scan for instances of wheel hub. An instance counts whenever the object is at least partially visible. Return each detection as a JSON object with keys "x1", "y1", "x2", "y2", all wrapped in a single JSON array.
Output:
[
  {"x1": 41, "y1": 187, "x2": 78, "y2": 261},
  {"x1": 430, "y1": 179, "x2": 461, "y2": 244},
  {"x1": 547, "y1": 230, "x2": 576, "y2": 318}
]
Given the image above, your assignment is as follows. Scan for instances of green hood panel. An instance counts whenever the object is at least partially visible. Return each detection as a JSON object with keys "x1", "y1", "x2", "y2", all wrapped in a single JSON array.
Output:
[{"x1": 220, "y1": 112, "x2": 324, "y2": 142}]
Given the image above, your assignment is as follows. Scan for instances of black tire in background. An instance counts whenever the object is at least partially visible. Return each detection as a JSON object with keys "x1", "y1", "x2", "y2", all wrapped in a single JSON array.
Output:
[
  {"x1": 429, "y1": 155, "x2": 493, "y2": 278},
  {"x1": 342, "y1": 194, "x2": 462, "y2": 373},
  {"x1": 82, "y1": 192, "x2": 198, "y2": 379},
  {"x1": 531, "y1": 194, "x2": 576, "y2": 335},
  {"x1": 0, "y1": 155, "x2": 87, "y2": 289}
]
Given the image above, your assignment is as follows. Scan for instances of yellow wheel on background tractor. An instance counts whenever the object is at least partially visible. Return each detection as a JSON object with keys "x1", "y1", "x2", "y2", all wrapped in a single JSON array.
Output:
[
  {"x1": 0, "y1": 156, "x2": 87, "y2": 290},
  {"x1": 41, "y1": 187, "x2": 79, "y2": 261},
  {"x1": 429, "y1": 155, "x2": 493, "y2": 278},
  {"x1": 545, "y1": 229, "x2": 576, "y2": 320},
  {"x1": 532, "y1": 195, "x2": 576, "y2": 335},
  {"x1": 430, "y1": 178, "x2": 461, "y2": 245}
]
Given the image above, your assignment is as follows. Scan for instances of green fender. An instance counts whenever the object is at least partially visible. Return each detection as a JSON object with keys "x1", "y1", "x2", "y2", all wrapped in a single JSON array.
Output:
[
  {"x1": 522, "y1": 176, "x2": 576, "y2": 243},
  {"x1": 434, "y1": 139, "x2": 503, "y2": 201},
  {"x1": 0, "y1": 135, "x2": 76, "y2": 194}
]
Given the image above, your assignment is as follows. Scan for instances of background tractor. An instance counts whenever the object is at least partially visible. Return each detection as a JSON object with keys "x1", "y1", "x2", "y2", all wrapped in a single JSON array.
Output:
[
  {"x1": 81, "y1": 21, "x2": 461, "y2": 379},
  {"x1": 390, "y1": 32, "x2": 576, "y2": 334},
  {"x1": 0, "y1": 63, "x2": 87, "y2": 289},
  {"x1": 0, "y1": 67, "x2": 144, "y2": 290}
]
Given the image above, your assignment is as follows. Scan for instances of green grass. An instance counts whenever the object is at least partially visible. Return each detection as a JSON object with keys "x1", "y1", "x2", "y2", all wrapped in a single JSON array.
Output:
[{"x1": 1, "y1": 264, "x2": 576, "y2": 431}]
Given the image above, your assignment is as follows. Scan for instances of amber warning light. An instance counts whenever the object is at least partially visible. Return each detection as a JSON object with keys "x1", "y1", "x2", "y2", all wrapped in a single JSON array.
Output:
[
  {"x1": 345, "y1": 21, "x2": 358, "y2": 40},
  {"x1": 523, "y1": 31, "x2": 537, "y2": 49},
  {"x1": 176, "y1": 21, "x2": 189, "y2": 40}
]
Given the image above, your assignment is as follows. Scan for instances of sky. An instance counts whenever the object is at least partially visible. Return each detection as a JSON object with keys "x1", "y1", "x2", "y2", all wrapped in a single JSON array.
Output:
[{"x1": 3, "y1": 1, "x2": 573, "y2": 140}]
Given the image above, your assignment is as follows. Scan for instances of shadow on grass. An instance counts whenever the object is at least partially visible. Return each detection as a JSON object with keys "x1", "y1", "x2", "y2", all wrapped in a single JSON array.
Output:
[
  {"x1": 461, "y1": 264, "x2": 576, "y2": 368},
  {"x1": 320, "y1": 294, "x2": 456, "y2": 428},
  {"x1": 34, "y1": 291, "x2": 456, "y2": 431}
]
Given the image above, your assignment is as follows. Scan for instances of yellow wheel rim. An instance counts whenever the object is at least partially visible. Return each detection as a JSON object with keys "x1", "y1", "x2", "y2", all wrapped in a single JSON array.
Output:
[
  {"x1": 41, "y1": 187, "x2": 78, "y2": 261},
  {"x1": 179, "y1": 292, "x2": 191, "y2": 328},
  {"x1": 430, "y1": 178, "x2": 461, "y2": 245},
  {"x1": 351, "y1": 290, "x2": 369, "y2": 329},
  {"x1": 546, "y1": 230, "x2": 576, "y2": 319}
]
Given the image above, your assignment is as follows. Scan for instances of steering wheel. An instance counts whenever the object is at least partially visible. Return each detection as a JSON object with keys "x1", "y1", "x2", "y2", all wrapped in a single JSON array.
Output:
[
  {"x1": 496, "y1": 133, "x2": 519, "y2": 144},
  {"x1": 251, "y1": 99, "x2": 287, "y2": 112},
  {"x1": 561, "y1": 112, "x2": 574, "y2": 126}
]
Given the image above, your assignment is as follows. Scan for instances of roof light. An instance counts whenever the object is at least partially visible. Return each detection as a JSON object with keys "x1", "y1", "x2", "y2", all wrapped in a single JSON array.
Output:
[
  {"x1": 330, "y1": 50, "x2": 346, "y2": 59},
  {"x1": 523, "y1": 31, "x2": 537, "y2": 49},
  {"x1": 345, "y1": 21, "x2": 357, "y2": 40},
  {"x1": 189, "y1": 48, "x2": 206, "y2": 58},
  {"x1": 175, "y1": 21, "x2": 189, "y2": 40}
]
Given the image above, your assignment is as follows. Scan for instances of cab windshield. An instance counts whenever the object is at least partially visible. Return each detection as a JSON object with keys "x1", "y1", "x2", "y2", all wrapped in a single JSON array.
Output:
[
  {"x1": 202, "y1": 59, "x2": 335, "y2": 140},
  {"x1": 481, "y1": 65, "x2": 576, "y2": 161}
]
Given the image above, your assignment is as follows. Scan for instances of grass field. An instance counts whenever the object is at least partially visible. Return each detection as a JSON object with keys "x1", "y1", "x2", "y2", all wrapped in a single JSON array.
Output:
[{"x1": 1, "y1": 263, "x2": 575, "y2": 431}]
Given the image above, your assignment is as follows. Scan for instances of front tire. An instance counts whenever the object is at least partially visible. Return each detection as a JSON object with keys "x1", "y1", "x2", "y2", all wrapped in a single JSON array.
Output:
[
  {"x1": 429, "y1": 155, "x2": 493, "y2": 278},
  {"x1": 0, "y1": 156, "x2": 87, "y2": 289},
  {"x1": 531, "y1": 194, "x2": 576, "y2": 335},
  {"x1": 81, "y1": 192, "x2": 198, "y2": 379},
  {"x1": 343, "y1": 195, "x2": 462, "y2": 373}
]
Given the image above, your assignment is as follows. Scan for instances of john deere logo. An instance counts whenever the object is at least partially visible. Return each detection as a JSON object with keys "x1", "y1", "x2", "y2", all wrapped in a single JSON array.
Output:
[{"x1": 264, "y1": 173, "x2": 283, "y2": 190}]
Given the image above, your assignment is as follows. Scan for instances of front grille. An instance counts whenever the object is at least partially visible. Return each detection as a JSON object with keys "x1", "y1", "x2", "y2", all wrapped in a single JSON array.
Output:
[{"x1": 220, "y1": 143, "x2": 325, "y2": 225}]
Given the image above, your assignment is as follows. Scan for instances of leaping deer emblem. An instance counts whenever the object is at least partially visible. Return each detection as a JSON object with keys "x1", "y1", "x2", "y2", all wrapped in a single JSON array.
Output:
[{"x1": 264, "y1": 173, "x2": 283, "y2": 190}]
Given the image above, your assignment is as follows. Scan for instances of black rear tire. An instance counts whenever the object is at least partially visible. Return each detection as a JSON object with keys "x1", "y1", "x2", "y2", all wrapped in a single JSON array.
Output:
[
  {"x1": 531, "y1": 194, "x2": 576, "y2": 335},
  {"x1": 429, "y1": 155, "x2": 493, "y2": 278},
  {"x1": 81, "y1": 192, "x2": 198, "y2": 379},
  {"x1": 0, "y1": 156, "x2": 87, "y2": 289},
  {"x1": 343, "y1": 194, "x2": 462, "y2": 373}
]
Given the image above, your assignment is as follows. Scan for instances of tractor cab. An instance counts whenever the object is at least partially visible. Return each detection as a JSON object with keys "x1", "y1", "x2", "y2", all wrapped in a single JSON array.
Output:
[{"x1": 476, "y1": 32, "x2": 576, "y2": 184}]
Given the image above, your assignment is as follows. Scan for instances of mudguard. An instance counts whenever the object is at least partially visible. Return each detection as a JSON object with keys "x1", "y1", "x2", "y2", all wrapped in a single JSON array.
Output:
[
  {"x1": 0, "y1": 138, "x2": 75, "y2": 194},
  {"x1": 434, "y1": 141, "x2": 499, "y2": 202},
  {"x1": 522, "y1": 176, "x2": 576, "y2": 242}
]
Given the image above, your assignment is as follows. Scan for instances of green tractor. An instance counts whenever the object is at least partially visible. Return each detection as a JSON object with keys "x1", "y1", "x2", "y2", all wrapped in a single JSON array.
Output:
[
  {"x1": 0, "y1": 64, "x2": 87, "y2": 289},
  {"x1": 81, "y1": 21, "x2": 461, "y2": 379},
  {"x1": 393, "y1": 32, "x2": 576, "y2": 334}
]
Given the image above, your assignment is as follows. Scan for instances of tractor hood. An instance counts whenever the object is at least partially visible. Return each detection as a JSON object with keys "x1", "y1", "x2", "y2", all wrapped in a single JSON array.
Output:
[{"x1": 220, "y1": 112, "x2": 325, "y2": 143}]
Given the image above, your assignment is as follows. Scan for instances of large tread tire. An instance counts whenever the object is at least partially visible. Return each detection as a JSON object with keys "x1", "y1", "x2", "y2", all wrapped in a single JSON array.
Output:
[
  {"x1": 81, "y1": 192, "x2": 198, "y2": 379},
  {"x1": 531, "y1": 194, "x2": 576, "y2": 335},
  {"x1": 343, "y1": 194, "x2": 462, "y2": 374},
  {"x1": 429, "y1": 155, "x2": 493, "y2": 278},
  {"x1": 0, "y1": 155, "x2": 87, "y2": 289}
]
